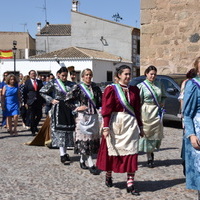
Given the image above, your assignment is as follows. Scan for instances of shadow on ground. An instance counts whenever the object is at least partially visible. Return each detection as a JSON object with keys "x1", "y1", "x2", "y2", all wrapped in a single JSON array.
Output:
[
  {"x1": 163, "y1": 120, "x2": 182, "y2": 129},
  {"x1": 138, "y1": 158, "x2": 183, "y2": 167},
  {"x1": 114, "y1": 178, "x2": 185, "y2": 191}
]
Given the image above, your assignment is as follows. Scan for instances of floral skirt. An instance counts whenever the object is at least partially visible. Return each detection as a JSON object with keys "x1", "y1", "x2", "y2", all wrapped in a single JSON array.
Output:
[
  {"x1": 74, "y1": 113, "x2": 100, "y2": 155},
  {"x1": 74, "y1": 139, "x2": 100, "y2": 155}
]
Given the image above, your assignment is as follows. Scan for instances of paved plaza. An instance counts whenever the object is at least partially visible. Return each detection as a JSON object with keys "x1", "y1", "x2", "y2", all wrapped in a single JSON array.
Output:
[{"x1": 0, "y1": 118, "x2": 198, "y2": 200}]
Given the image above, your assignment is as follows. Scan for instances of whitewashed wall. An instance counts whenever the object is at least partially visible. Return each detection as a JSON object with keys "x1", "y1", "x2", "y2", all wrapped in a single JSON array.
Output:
[
  {"x1": 92, "y1": 60, "x2": 132, "y2": 83},
  {"x1": 0, "y1": 59, "x2": 131, "y2": 83}
]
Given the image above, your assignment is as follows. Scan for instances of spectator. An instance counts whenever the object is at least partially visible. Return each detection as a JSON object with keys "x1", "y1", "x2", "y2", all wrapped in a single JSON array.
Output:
[
  {"x1": 0, "y1": 72, "x2": 9, "y2": 128},
  {"x1": 24, "y1": 70, "x2": 45, "y2": 136},
  {"x1": 70, "y1": 70, "x2": 76, "y2": 83},
  {"x1": 19, "y1": 73, "x2": 23, "y2": 82},
  {"x1": 19, "y1": 75, "x2": 30, "y2": 129},
  {"x1": 41, "y1": 75, "x2": 47, "y2": 85},
  {"x1": 47, "y1": 73, "x2": 55, "y2": 81},
  {"x1": 1, "y1": 74, "x2": 20, "y2": 136}
]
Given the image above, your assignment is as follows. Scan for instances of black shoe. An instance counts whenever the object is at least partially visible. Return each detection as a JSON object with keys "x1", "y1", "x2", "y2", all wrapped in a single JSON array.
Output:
[
  {"x1": 105, "y1": 177, "x2": 113, "y2": 187},
  {"x1": 147, "y1": 160, "x2": 154, "y2": 168},
  {"x1": 31, "y1": 131, "x2": 36, "y2": 136},
  {"x1": 80, "y1": 162, "x2": 88, "y2": 169},
  {"x1": 89, "y1": 166, "x2": 100, "y2": 175},
  {"x1": 60, "y1": 154, "x2": 70, "y2": 164},
  {"x1": 127, "y1": 185, "x2": 140, "y2": 196}
]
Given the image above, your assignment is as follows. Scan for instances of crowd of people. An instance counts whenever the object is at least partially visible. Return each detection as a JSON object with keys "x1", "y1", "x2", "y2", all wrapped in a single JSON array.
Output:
[{"x1": 0, "y1": 61, "x2": 200, "y2": 196}]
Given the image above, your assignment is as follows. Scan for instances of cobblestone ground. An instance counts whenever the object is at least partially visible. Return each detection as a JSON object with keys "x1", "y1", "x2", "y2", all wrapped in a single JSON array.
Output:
[{"x1": 0, "y1": 118, "x2": 198, "y2": 200}]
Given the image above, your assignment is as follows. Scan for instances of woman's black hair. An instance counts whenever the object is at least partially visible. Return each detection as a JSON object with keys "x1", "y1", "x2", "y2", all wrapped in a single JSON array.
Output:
[
  {"x1": 186, "y1": 68, "x2": 196, "y2": 79},
  {"x1": 59, "y1": 66, "x2": 68, "y2": 73},
  {"x1": 115, "y1": 65, "x2": 131, "y2": 78},
  {"x1": 70, "y1": 70, "x2": 76, "y2": 75},
  {"x1": 144, "y1": 65, "x2": 157, "y2": 76}
]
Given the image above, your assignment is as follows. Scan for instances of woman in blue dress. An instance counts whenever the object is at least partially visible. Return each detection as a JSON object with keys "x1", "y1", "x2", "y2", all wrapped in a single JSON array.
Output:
[
  {"x1": 183, "y1": 56, "x2": 200, "y2": 192},
  {"x1": 1, "y1": 74, "x2": 20, "y2": 136}
]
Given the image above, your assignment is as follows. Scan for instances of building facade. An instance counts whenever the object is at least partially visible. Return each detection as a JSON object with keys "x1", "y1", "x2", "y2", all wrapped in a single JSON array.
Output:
[
  {"x1": 0, "y1": 47, "x2": 132, "y2": 83},
  {"x1": 140, "y1": 0, "x2": 200, "y2": 74},
  {"x1": 0, "y1": 32, "x2": 35, "y2": 59},
  {"x1": 36, "y1": 23, "x2": 71, "y2": 54},
  {"x1": 36, "y1": 3, "x2": 140, "y2": 75}
]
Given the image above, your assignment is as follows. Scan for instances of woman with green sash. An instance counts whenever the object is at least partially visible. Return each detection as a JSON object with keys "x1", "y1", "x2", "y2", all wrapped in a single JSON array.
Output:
[
  {"x1": 137, "y1": 65, "x2": 165, "y2": 168},
  {"x1": 96, "y1": 65, "x2": 144, "y2": 196},
  {"x1": 65, "y1": 68, "x2": 102, "y2": 175},
  {"x1": 40, "y1": 67, "x2": 75, "y2": 165}
]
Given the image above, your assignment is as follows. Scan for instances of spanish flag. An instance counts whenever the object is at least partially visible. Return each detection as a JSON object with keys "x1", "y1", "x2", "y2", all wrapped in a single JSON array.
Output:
[{"x1": 0, "y1": 50, "x2": 13, "y2": 59}]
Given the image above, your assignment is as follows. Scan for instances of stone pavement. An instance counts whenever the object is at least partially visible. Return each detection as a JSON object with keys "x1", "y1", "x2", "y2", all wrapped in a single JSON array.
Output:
[{"x1": 0, "y1": 118, "x2": 198, "y2": 200}]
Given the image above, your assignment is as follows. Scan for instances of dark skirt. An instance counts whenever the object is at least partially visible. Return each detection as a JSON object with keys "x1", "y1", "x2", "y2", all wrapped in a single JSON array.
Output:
[
  {"x1": 51, "y1": 100, "x2": 75, "y2": 147},
  {"x1": 96, "y1": 136, "x2": 138, "y2": 173},
  {"x1": 74, "y1": 139, "x2": 100, "y2": 155}
]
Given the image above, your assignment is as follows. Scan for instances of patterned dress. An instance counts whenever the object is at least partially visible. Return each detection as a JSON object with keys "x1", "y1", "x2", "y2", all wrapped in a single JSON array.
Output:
[
  {"x1": 65, "y1": 82, "x2": 102, "y2": 155},
  {"x1": 183, "y1": 77, "x2": 200, "y2": 190},
  {"x1": 40, "y1": 79, "x2": 75, "y2": 147},
  {"x1": 137, "y1": 80, "x2": 165, "y2": 152}
]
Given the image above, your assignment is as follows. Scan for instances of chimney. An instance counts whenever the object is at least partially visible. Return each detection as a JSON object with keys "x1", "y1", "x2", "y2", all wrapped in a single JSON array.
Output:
[
  {"x1": 37, "y1": 22, "x2": 41, "y2": 33},
  {"x1": 72, "y1": 0, "x2": 79, "y2": 11}
]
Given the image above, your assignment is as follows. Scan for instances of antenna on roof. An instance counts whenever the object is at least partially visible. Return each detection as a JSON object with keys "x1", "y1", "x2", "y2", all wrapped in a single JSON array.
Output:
[
  {"x1": 20, "y1": 23, "x2": 27, "y2": 32},
  {"x1": 37, "y1": 0, "x2": 48, "y2": 23},
  {"x1": 112, "y1": 13, "x2": 123, "y2": 22}
]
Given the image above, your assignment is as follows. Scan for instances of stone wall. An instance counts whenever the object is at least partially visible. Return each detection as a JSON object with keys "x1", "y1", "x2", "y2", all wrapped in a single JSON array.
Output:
[{"x1": 140, "y1": 0, "x2": 200, "y2": 75}]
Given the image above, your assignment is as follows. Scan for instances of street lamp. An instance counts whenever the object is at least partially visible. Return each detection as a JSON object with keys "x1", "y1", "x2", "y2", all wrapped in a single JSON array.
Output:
[{"x1": 12, "y1": 40, "x2": 17, "y2": 75}]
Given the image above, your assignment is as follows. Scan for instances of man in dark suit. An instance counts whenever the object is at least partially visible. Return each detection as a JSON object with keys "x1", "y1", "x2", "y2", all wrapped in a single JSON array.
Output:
[{"x1": 24, "y1": 70, "x2": 45, "y2": 135}]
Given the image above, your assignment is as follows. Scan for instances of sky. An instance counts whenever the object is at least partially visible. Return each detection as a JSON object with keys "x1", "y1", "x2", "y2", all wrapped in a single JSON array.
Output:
[{"x1": 0, "y1": 0, "x2": 140, "y2": 38}]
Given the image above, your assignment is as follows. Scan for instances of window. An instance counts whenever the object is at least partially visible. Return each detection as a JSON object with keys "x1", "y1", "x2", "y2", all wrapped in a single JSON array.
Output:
[
  {"x1": 137, "y1": 40, "x2": 140, "y2": 54},
  {"x1": 107, "y1": 71, "x2": 113, "y2": 82}
]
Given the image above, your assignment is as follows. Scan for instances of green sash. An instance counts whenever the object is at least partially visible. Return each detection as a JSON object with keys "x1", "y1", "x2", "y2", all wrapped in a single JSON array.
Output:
[{"x1": 112, "y1": 83, "x2": 135, "y2": 117}]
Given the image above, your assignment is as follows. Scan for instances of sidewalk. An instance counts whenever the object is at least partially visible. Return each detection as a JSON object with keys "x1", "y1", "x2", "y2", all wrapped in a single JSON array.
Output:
[{"x1": 0, "y1": 119, "x2": 197, "y2": 200}]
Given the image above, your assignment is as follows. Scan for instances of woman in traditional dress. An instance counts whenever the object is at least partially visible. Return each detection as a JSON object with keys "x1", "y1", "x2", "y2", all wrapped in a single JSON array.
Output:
[
  {"x1": 1, "y1": 74, "x2": 20, "y2": 136},
  {"x1": 183, "y1": 57, "x2": 200, "y2": 194},
  {"x1": 65, "y1": 68, "x2": 102, "y2": 175},
  {"x1": 40, "y1": 67, "x2": 75, "y2": 165},
  {"x1": 96, "y1": 65, "x2": 144, "y2": 195},
  {"x1": 137, "y1": 65, "x2": 165, "y2": 168},
  {"x1": 178, "y1": 68, "x2": 196, "y2": 175}
]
